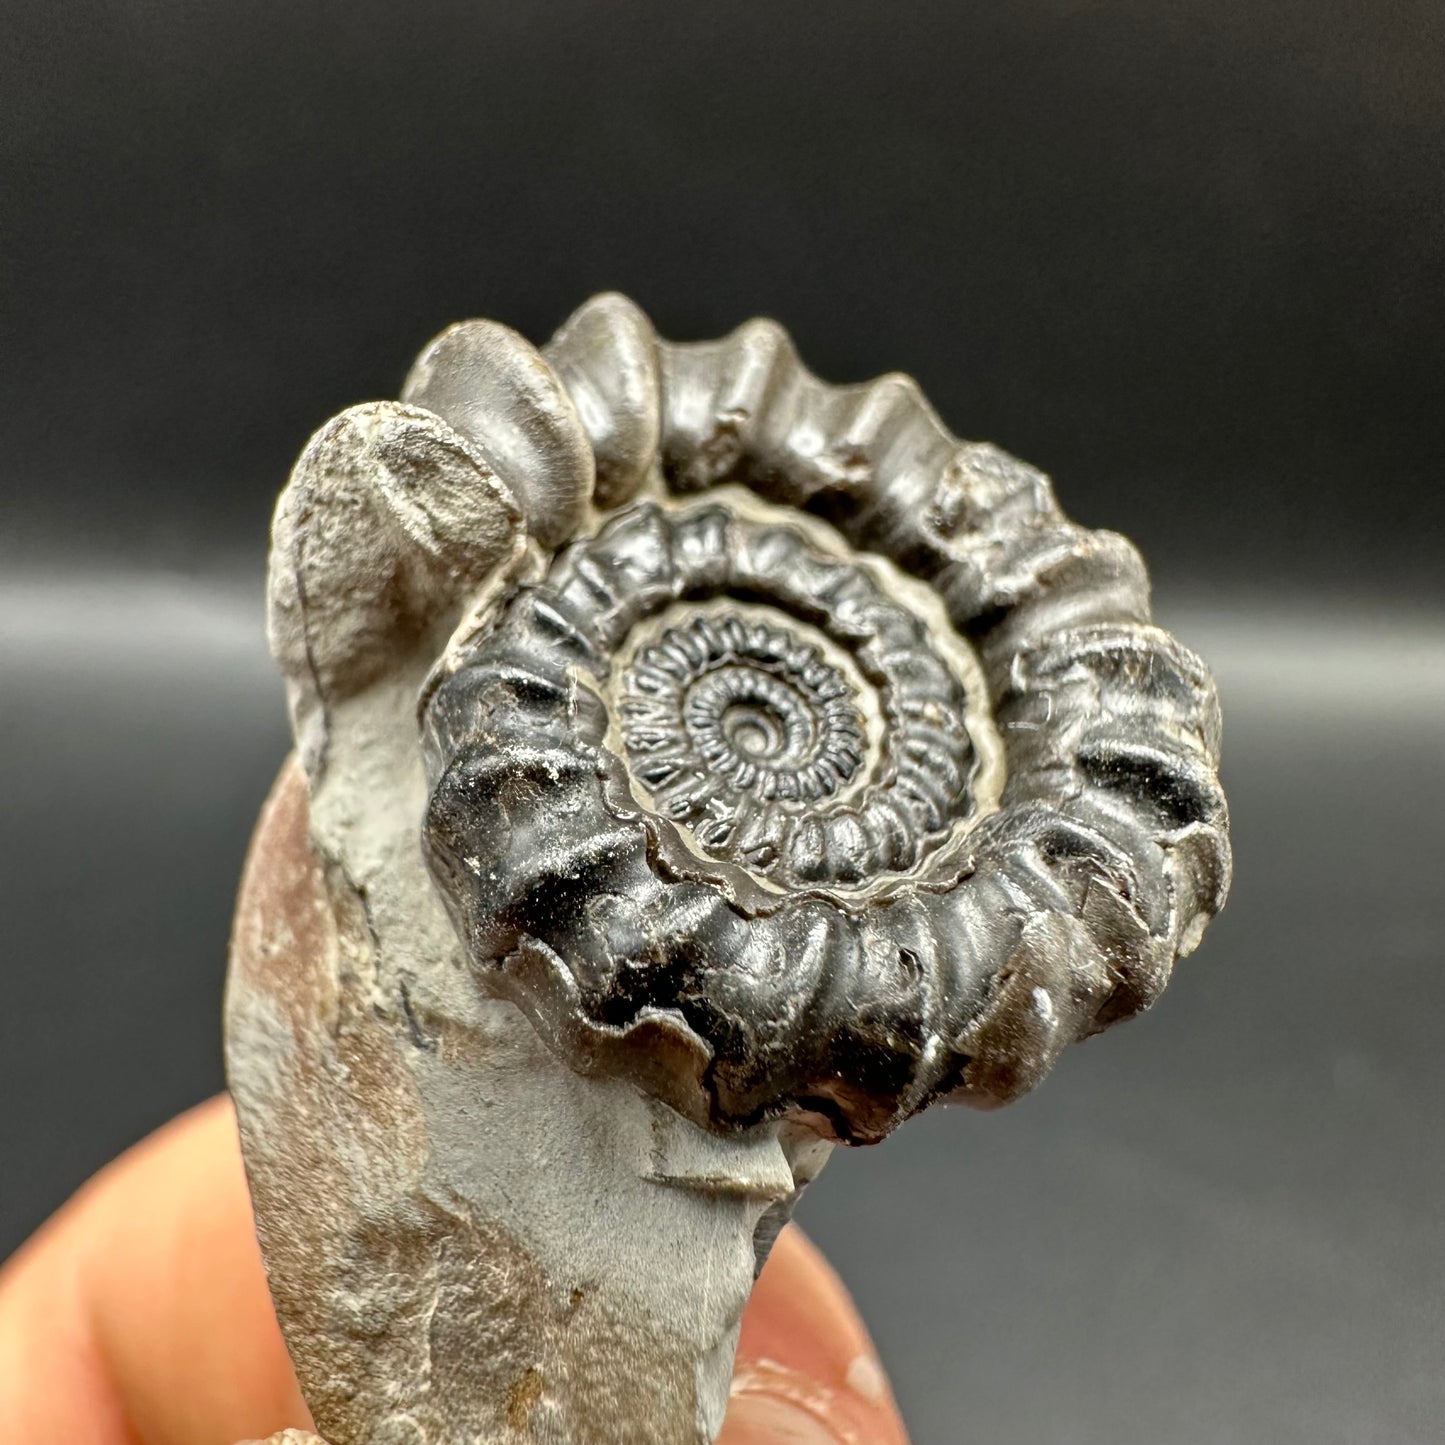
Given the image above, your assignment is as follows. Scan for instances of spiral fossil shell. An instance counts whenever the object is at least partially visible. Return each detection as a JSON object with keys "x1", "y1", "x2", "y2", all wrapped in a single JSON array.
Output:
[
  {"x1": 389, "y1": 293, "x2": 1234, "y2": 1145},
  {"x1": 240, "y1": 293, "x2": 1232, "y2": 1443}
]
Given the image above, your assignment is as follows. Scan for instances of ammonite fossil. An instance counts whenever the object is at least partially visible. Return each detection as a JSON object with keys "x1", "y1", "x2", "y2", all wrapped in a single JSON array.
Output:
[{"x1": 228, "y1": 293, "x2": 1231, "y2": 1445}]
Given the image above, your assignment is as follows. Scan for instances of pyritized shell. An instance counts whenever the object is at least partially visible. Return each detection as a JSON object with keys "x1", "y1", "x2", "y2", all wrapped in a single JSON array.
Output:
[{"x1": 419, "y1": 297, "x2": 1231, "y2": 1143}]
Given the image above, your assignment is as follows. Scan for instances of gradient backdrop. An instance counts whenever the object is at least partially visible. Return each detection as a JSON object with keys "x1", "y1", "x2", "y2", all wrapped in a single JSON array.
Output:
[{"x1": 3, "y1": 3, "x2": 1443, "y2": 1441}]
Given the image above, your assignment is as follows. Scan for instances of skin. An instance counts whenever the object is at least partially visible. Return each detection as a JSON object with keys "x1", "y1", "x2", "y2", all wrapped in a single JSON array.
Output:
[{"x1": 0, "y1": 1097, "x2": 909, "y2": 1444}]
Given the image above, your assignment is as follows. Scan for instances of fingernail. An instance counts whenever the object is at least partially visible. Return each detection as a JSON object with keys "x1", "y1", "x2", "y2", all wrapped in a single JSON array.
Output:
[
  {"x1": 844, "y1": 1351, "x2": 891, "y2": 1409},
  {"x1": 234, "y1": 1433, "x2": 326, "y2": 1445},
  {"x1": 723, "y1": 1392, "x2": 845, "y2": 1443}
]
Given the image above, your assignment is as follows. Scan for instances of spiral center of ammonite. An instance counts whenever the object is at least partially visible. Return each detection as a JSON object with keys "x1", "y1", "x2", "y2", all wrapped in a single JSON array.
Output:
[
  {"x1": 622, "y1": 614, "x2": 868, "y2": 821},
  {"x1": 719, "y1": 698, "x2": 784, "y2": 760}
]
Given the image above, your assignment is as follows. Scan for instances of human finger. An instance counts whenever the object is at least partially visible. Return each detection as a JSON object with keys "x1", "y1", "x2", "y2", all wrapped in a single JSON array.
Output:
[{"x1": 0, "y1": 1094, "x2": 310, "y2": 1445}]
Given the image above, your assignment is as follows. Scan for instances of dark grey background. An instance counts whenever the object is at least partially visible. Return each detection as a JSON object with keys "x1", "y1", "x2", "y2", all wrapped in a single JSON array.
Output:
[{"x1": 2, "y1": 3, "x2": 1442, "y2": 1441}]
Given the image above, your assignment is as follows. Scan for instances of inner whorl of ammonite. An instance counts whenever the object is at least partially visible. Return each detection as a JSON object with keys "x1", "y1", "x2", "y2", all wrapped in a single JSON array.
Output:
[
  {"x1": 574, "y1": 494, "x2": 1004, "y2": 894},
  {"x1": 615, "y1": 603, "x2": 876, "y2": 880}
]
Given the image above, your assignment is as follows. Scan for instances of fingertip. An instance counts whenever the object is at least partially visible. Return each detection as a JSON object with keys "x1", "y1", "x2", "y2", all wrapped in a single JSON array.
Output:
[{"x1": 723, "y1": 1225, "x2": 909, "y2": 1444}]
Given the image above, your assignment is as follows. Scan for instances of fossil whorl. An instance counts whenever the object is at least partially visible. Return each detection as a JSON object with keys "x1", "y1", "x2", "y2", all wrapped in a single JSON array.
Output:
[{"x1": 402, "y1": 294, "x2": 1230, "y2": 1145}]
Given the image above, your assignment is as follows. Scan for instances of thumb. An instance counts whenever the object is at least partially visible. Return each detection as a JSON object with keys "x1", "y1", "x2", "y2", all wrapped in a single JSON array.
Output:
[{"x1": 719, "y1": 1227, "x2": 907, "y2": 1443}]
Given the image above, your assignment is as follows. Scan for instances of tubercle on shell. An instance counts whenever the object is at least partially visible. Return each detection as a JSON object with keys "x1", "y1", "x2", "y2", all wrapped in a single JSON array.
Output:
[{"x1": 267, "y1": 291, "x2": 1231, "y2": 1145}]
